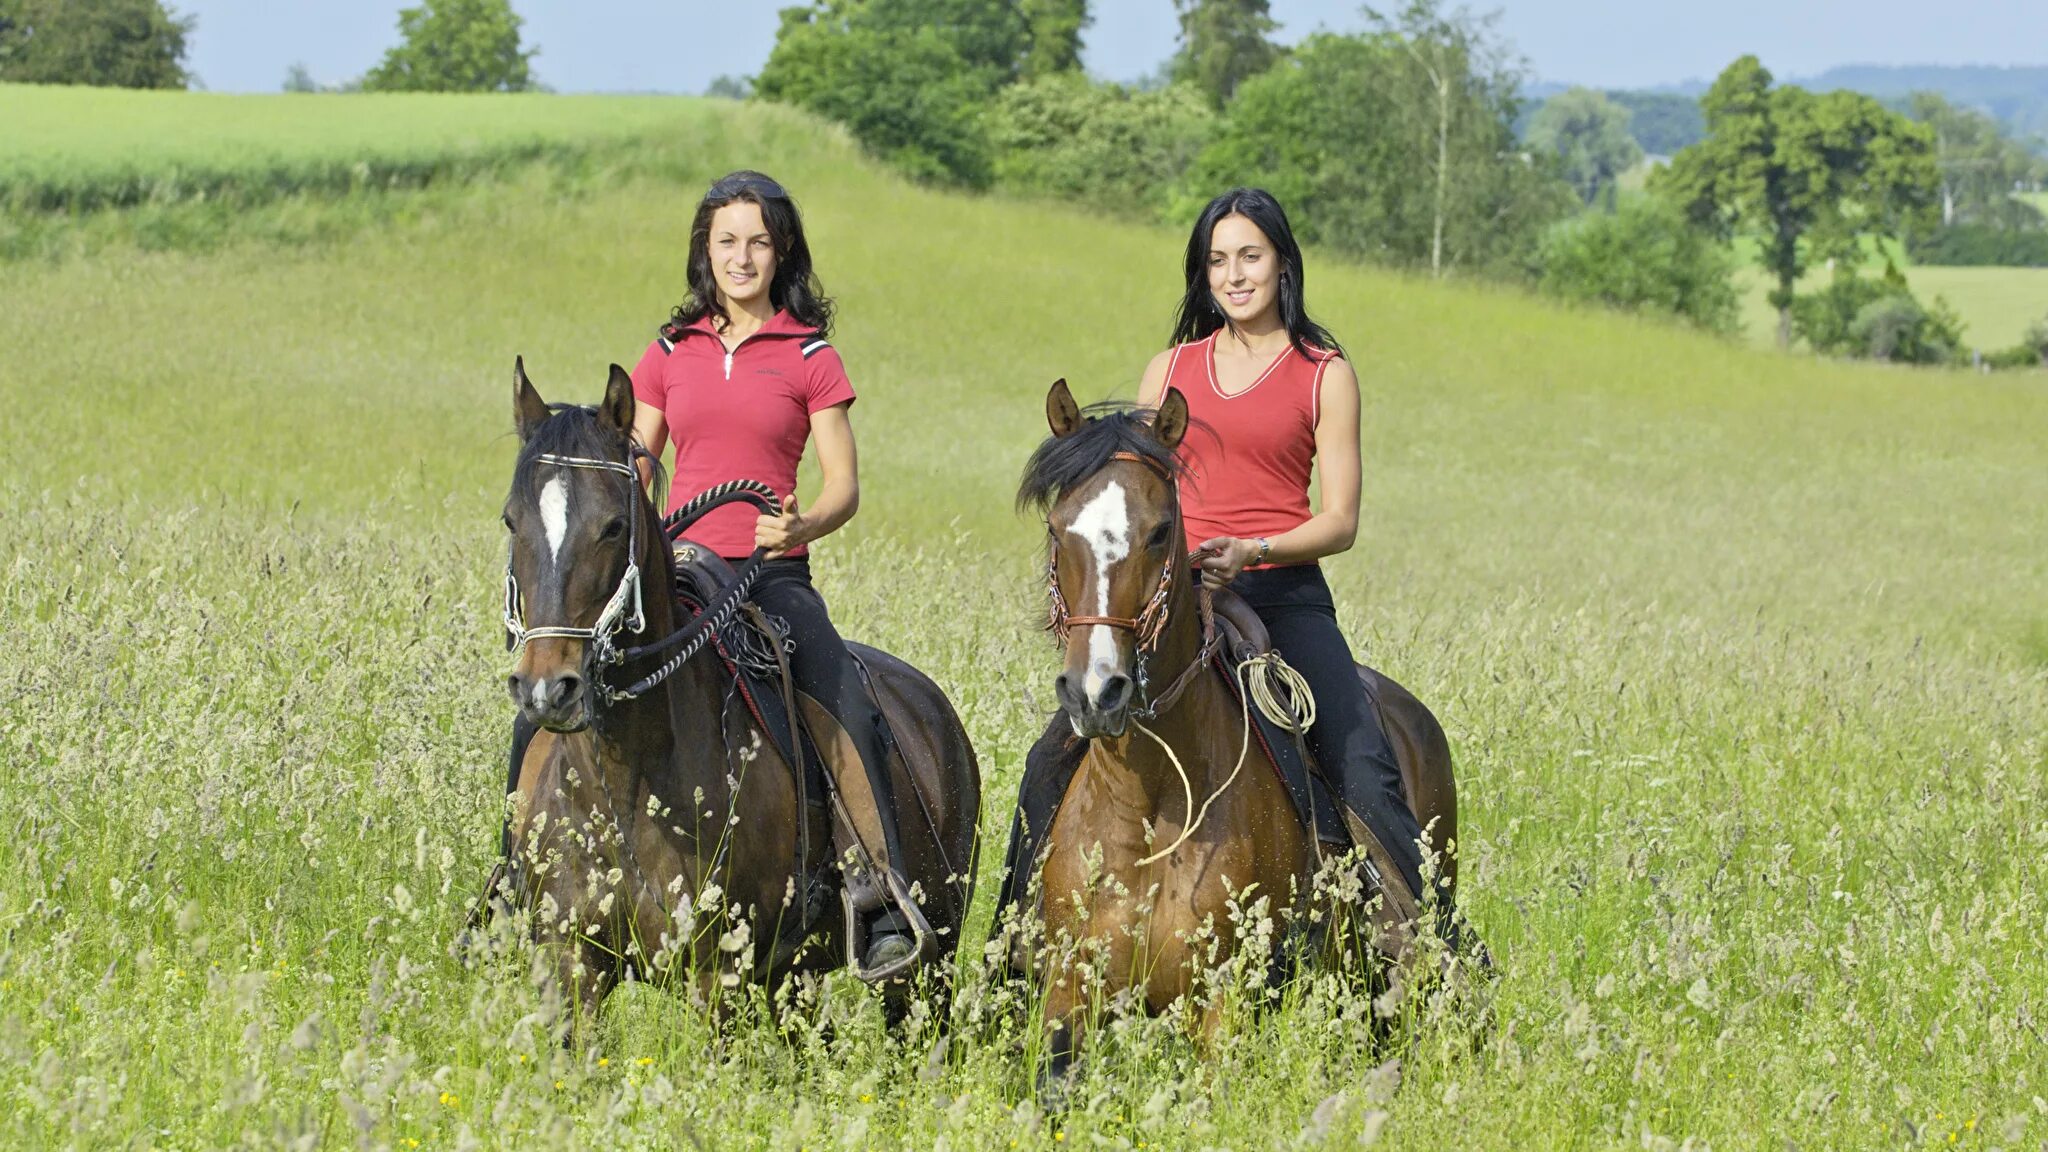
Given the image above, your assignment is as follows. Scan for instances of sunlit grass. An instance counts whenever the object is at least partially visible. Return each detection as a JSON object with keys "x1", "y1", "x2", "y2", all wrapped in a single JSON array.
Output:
[{"x1": 2, "y1": 97, "x2": 2044, "y2": 1148}]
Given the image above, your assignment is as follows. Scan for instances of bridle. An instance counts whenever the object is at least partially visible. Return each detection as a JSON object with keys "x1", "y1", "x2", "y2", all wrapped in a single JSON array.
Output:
[
  {"x1": 503, "y1": 438, "x2": 778, "y2": 705},
  {"x1": 504, "y1": 452, "x2": 648, "y2": 668},
  {"x1": 1045, "y1": 450, "x2": 1216, "y2": 719}
]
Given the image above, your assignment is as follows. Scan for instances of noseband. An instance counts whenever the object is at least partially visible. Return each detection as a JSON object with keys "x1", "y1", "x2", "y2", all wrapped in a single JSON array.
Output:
[{"x1": 1046, "y1": 450, "x2": 1214, "y2": 718}]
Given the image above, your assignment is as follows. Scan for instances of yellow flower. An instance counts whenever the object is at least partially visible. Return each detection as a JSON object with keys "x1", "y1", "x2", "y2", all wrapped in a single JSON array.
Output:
[
  {"x1": 438, "y1": 1091, "x2": 458, "y2": 1107},
  {"x1": 1056, "y1": 1133, "x2": 1066, "y2": 1143},
  {"x1": 598, "y1": 1057, "x2": 609, "y2": 1067},
  {"x1": 1967, "y1": 1117, "x2": 1977, "y2": 1131},
  {"x1": 518, "y1": 1054, "x2": 527, "y2": 1064},
  {"x1": 636, "y1": 1057, "x2": 652, "y2": 1067},
  {"x1": 859, "y1": 1094, "x2": 873, "y2": 1104},
  {"x1": 554, "y1": 1080, "x2": 564, "y2": 1090}
]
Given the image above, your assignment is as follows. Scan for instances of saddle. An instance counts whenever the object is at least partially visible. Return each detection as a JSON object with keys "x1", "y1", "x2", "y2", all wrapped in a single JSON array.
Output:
[{"x1": 669, "y1": 541, "x2": 934, "y2": 981}]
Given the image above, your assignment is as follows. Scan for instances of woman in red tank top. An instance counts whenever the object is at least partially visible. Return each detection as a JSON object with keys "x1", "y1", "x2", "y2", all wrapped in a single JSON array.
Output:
[{"x1": 1136, "y1": 188, "x2": 1431, "y2": 907}]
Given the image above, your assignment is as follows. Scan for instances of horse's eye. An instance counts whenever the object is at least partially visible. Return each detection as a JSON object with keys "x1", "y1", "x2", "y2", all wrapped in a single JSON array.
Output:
[
  {"x1": 1147, "y1": 521, "x2": 1173, "y2": 549},
  {"x1": 601, "y1": 518, "x2": 626, "y2": 541},
  {"x1": 502, "y1": 513, "x2": 515, "y2": 532}
]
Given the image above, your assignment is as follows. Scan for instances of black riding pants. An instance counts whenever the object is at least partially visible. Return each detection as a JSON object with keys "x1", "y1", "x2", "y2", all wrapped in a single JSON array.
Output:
[
  {"x1": 745, "y1": 557, "x2": 906, "y2": 870},
  {"x1": 1232, "y1": 565, "x2": 1426, "y2": 903},
  {"x1": 501, "y1": 558, "x2": 903, "y2": 871}
]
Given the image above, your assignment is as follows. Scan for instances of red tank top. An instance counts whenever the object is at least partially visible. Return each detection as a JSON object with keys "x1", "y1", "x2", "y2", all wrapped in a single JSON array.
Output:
[{"x1": 1164, "y1": 332, "x2": 1338, "y2": 564}]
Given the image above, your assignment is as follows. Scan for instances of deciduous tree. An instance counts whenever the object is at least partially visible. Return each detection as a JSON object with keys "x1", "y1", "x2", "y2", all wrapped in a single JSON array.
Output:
[
  {"x1": 1526, "y1": 86, "x2": 1642, "y2": 208},
  {"x1": 0, "y1": 0, "x2": 192, "y2": 89},
  {"x1": 362, "y1": 0, "x2": 537, "y2": 93},
  {"x1": 1169, "y1": 0, "x2": 1280, "y2": 110},
  {"x1": 1020, "y1": 0, "x2": 1089, "y2": 79},
  {"x1": 1656, "y1": 56, "x2": 1939, "y2": 349}
]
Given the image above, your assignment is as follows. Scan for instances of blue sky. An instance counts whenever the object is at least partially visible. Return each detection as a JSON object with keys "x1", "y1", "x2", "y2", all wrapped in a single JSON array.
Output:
[{"x1": 180, "y1": 0, "x2": 2048, "y2": 95}]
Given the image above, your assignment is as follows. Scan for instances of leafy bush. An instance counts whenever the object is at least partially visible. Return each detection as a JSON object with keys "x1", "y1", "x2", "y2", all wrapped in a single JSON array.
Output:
[
  {"x1": 1533, "y1": 195, "x2": 1738, "y2": 333},
  {"x1": 1907, "y1": 222, "x2": 2048, "y2": 267},
  {"x1": 988, "y1": 74, "x2": 1214, "y2": 217},
  {"x1": 1793, "y1": 270, "x2": 1963, "y2": 364}
]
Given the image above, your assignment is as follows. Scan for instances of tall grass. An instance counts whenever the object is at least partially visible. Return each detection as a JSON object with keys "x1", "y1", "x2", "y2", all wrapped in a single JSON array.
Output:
[{"x1": 2, "y1": 98, "x2": 2045, "y2": 1148}]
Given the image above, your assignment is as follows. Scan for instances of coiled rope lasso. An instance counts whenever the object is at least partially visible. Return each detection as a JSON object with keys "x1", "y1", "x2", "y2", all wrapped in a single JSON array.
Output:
[{"x1": 1133, "y1": 652, "x2": 1316, "y2": 866}]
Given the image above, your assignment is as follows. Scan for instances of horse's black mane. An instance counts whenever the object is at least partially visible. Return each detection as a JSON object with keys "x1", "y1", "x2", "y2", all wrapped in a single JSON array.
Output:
[
  {"x1": 1017, "y1": 402, "x2": 1186, "y2": 513},
  {"x1": 514, "y1": 403, "x2": 668, "y2": 513}
]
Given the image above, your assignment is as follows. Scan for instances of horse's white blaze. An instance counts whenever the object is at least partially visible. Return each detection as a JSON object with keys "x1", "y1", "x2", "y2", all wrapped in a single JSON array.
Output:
[
  {"x1": 539, "y1": 475, "x2": 570, "y2": 566},
  {"x1": 1066, "y1": 480, "x2": 1131, "y2": 700}
]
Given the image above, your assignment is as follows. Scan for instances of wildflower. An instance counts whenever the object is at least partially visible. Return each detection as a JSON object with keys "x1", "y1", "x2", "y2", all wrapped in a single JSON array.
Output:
[
  {"x1": 555, "y1": 1080, "x2": 564, "y2": 1090},
  {"x1": 859, "y1": 1094, "x2": 873, "y2": 1104},
  {"x1": 636, "y1": 1057, "x2": 652, "y2": 1067},
  {"x1": 598, "y1": 1057, "x2": 609, "y2": 1067},
  {"x1": 1056, "y1": 1133, "x2": 1066, "y2": 1143},
  {"x1": 438, "y1": 1091, "x2": 459, "y2": 1106}
]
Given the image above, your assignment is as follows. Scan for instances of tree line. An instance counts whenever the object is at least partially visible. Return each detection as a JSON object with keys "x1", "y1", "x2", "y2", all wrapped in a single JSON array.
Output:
[{"x1": 9, "y1": 0, "x2": 2043, "y2": 368}]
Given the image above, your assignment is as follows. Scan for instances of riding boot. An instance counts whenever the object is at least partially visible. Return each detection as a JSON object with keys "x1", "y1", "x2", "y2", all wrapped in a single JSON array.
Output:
[{"x1": 800, "y1": 689, "x2": 924, "y2": 981}]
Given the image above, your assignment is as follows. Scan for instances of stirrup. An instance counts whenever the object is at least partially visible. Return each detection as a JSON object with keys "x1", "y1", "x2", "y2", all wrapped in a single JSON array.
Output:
[{"x1": 842, "y1": 868, "x2": 936, "y2": 984}]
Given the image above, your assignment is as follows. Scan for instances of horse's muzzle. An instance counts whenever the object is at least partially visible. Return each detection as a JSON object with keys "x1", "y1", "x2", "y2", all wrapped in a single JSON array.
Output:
[
  {"x1": 509, "y1": 669, "x2": 591, "y2": 733},
  {"x1": 1055, "y1": 670, "x2": 1133, "y2": 739}
]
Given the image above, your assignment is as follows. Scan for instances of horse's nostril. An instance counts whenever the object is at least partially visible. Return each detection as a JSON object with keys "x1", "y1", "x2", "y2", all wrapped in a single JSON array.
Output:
[
  {"x1": 549, "y1": 675, "x2": 583, "y2": 709},
  {"x1": 1097, "y1": 674, "x2": 1132, "y2": 713},
  {"x1": 1054, "y1": 673, "x2": 1080, "y2": 711},
  {"x1": 507, "y1": 674, "x2": 526, "y2": 702}
]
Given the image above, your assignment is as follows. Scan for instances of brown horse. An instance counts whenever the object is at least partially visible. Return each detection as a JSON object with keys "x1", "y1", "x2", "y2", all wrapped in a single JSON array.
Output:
[
  {"x1": 490, "y1": 359, "x2": 980, "y2": 1032},
  {"x1": 1015, "y1": 379, "x2": 1460, "y2": 1083}
]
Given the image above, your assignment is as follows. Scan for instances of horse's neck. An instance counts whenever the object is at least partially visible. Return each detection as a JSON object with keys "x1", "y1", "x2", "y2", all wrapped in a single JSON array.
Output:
[{"x1": 584, "y1": 532, "x2": 731, "y2": 841}]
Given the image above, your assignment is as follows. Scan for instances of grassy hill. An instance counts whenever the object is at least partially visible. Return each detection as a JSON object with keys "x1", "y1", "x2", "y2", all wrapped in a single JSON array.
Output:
[{"x1": 2, "y1": 90, "x2": 2044, "y2": 1149}]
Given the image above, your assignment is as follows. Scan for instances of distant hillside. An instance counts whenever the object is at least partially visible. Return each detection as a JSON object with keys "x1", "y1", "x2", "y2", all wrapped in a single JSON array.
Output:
[{"x1": 1803, "y1": 65, "x2": 2048, "y2": 145}]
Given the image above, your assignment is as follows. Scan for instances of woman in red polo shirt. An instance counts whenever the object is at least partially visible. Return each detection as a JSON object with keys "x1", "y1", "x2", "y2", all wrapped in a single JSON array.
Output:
[
  {"x1": 1135, "y1": 186, "x2": 1429, "y2": 911},
  {"x1": 627, "y1": 170, "x2": 915, "y2": 977}
]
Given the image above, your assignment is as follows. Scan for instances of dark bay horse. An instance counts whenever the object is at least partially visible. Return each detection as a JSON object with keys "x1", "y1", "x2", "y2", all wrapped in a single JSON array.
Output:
[
  {"x1": 492, "y1": 359, "x2": 980, "y2": 1030},
  {"x1": 1014, "y1": 379, "x2": 1460, "y2": 1081}
]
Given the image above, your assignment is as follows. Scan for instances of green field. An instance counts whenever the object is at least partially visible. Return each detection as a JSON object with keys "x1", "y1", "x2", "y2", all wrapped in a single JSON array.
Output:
[
  {"x1": 3, "y1": 92, "x2": 2045, "y2": 1149},
  {"x1": 0, "y1": 84, "x2": 741, "y2": 212}
]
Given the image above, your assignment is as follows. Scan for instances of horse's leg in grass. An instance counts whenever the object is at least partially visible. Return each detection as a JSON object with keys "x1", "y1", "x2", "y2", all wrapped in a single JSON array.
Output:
[{"x1": 1037, "y1": 982, "x2": 1087, "y2": 1109}]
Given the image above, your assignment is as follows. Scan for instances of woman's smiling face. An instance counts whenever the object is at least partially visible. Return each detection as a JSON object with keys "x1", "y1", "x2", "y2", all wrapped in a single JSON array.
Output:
[
  {"x1": 709, "y1": 200, "x2": 777, "y2": 309},
  {"x1": 1206, "y1": 212, "x2": 1279, "y2": 328}
]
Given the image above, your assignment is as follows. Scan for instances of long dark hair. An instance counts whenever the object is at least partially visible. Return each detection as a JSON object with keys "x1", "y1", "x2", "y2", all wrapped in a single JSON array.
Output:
[
  {"x1": 1168, "y1": 187, "x2": 1340, "y2": 359},
  {"x1": 662, "y1": 170, "x2": 834, "y2": 339}
]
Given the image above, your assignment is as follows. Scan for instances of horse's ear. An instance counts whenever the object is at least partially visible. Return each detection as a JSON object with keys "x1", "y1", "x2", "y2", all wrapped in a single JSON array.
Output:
[
  {"x1": 1153, "y1": 386, "x2": 1189, "y2": 451},
  {"x1": 514, "y1": 356, "x2": 551, "y2": 442},
  {"x1": 600, "y1": 364, "x2": 636, "y2": 433},
  {"x1": 1046, "y1": 378, "x2": 1081, "y2": 439}
]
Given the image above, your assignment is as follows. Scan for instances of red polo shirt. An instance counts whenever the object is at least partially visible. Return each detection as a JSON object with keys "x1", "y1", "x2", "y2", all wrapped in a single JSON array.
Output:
[{"x1": 629, "y1": 310, "x2": 855, "y2": 559}]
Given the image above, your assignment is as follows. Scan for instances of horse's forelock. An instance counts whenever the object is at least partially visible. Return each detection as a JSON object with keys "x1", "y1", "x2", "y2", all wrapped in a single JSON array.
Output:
[{"x1": 1017, "y1": 403, "x2": 1185, "y2": 516}]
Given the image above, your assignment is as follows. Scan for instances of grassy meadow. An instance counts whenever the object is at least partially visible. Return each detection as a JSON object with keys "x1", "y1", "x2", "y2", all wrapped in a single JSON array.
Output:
[{"x1": 2, "y1": 91, "x2": 2045, "y2": 1150}]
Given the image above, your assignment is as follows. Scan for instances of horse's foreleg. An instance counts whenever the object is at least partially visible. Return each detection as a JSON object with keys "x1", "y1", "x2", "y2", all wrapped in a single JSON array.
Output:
[{"x1": 1037, "y1": 979, "x2": 1087, "y2": 1111}]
